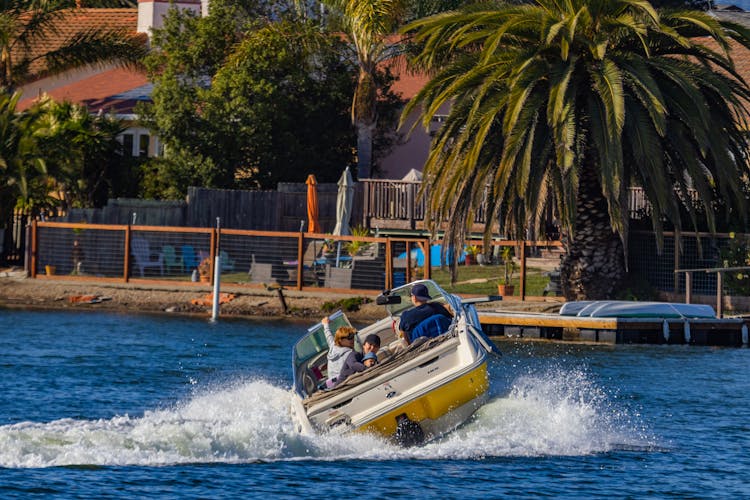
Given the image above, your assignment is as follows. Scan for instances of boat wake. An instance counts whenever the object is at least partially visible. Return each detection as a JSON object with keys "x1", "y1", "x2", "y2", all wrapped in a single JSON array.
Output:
[{"x1": 0, "y1": 370, "x2": 656, "y2": 467}]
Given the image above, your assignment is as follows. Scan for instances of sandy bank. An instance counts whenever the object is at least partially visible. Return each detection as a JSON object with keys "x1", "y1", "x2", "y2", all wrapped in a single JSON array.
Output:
[{"x1": 0, "y1": 267, "x2": 560, "y2": 324}]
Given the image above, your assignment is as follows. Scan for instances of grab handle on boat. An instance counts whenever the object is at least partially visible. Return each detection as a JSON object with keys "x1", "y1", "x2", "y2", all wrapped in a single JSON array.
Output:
[{"x1": 468, "y1": 324, "x2": 501, "y2": 357}]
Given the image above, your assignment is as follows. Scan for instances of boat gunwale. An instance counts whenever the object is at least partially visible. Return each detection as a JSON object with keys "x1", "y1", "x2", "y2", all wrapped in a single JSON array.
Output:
[{"x1": 302, "y1": 332, "x2": 462, "y2": 411}]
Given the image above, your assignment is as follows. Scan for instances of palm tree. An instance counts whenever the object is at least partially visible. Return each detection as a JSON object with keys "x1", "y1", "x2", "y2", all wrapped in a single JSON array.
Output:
[
  {"x1": 35, "y1": 98, "x2": 125, "y2": 209},
  {"x1": 0, "y1": 0, "x2": 147, "y2": 92},
  {"x1": 403, "y1": 0, "x2": 750, "y2": 299},
  {"x1": 321, "y1": 0, "x2": 407, "y2": 178},
  {"x1": 0, "y1": 92, "x2": 46, "y2": 221}
]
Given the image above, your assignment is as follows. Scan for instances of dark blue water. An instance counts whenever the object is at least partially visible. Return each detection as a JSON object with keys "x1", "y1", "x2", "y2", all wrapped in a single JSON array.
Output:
[{"x1": 1, "y1": 310, "x2": 749, "y2": 498}]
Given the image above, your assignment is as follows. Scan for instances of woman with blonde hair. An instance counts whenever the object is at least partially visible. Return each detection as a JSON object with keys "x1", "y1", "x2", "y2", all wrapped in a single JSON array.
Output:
[{"x1": 321, "y1": 317, "x2": 365, "y2": 388}]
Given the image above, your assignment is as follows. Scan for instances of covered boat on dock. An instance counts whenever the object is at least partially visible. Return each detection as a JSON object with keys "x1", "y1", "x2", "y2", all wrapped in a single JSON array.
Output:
[
  {"x1": 559, "y1": 300, "x2": 716, "y2": 319},
  {"x1": 290, "y1": 280, "x2": 499, "y2": 445}
]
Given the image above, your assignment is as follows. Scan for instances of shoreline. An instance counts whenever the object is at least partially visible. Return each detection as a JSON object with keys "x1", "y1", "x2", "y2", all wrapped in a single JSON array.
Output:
[{"x1": 0, "y1": 269, "x2": 560, "y2": 324}]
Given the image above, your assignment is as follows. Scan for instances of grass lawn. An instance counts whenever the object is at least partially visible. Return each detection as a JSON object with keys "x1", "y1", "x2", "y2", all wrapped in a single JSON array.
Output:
[{"x1": 429, "y1": 264, "x2": 551, "y2": 296}]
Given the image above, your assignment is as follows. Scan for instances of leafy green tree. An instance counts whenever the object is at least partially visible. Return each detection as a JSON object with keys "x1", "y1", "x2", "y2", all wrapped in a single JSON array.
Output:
[
  {"x1": 404, "y1": 0, "x2": 750, "y2": 299},
  {"x1": 141, "y1": 1, "x2": 371, "y2": 194},
  {"x1": 202, "y1": 21, "x2": 357, "y2": 188},
  {"x1": 0, "y1": 92, "x2": 46, "y2": 221},
  {"x1": 0, "y1": 0, "x2": 147, "y2": 92},
  {"x1": 36, "y1": 99, "x2": 133, "y2": 209}
]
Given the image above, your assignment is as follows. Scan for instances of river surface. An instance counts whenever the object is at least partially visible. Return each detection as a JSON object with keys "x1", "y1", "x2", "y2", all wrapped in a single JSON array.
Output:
[{"x1": 0, "y1": 309, "x2": 748, "y2": 498}]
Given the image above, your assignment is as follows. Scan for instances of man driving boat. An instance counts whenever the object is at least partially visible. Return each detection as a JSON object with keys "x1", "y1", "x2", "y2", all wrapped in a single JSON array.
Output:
[{"x1": 398, "y1": 283, "x2": 452, "y2": 344}]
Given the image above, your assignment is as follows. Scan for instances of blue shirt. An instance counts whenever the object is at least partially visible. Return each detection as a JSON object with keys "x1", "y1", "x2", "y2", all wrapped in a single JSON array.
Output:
[{"x1": 399, "y1": 302, "x2": 452, "y2": 336}]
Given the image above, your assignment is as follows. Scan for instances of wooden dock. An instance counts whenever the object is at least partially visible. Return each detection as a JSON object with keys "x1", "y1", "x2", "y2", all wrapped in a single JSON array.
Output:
[{"x1": 478, "y1": 311, "x2": 750, "y2": 346}]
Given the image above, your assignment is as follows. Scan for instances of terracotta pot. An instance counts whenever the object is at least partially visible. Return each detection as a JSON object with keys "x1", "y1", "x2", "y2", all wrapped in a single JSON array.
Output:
[{"x1": 497, "y1": 284, "x2": 514, "y2": 296}]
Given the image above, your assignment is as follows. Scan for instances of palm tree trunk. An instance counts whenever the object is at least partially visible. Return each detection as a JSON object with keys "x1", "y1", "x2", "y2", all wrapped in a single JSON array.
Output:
[
  {"x1": 356, "y1": 122, "x2": 374, "y2": 178},
  {"x1": 560, "y1": 161, "x2": 625, "y2": 300}
]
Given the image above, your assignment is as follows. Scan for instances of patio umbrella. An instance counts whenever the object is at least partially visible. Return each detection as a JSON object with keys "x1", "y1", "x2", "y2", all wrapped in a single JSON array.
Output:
[
  {"x1": 333, "y1": 167, "x2": 354, "y2": 236},
  {"x1": 306, "y1": 174, "x2": 320, "y2": 233},
  {"x1": 332, "y1": 167, "x2": 354, "y2": 266}
]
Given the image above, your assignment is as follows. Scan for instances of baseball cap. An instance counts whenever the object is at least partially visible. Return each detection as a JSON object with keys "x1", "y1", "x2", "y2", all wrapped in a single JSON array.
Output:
[{"x1": 410, "y1": 283, "x2": 431, "y2": 301}]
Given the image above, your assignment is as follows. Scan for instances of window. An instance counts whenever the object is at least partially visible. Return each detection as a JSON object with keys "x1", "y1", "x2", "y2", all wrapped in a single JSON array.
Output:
[
  {"x1": 122, "y1": 134, "x2": 134, "y2": 157},
  {"x1": 138, "y1": 134, "x2": 150, "y2": 157}
]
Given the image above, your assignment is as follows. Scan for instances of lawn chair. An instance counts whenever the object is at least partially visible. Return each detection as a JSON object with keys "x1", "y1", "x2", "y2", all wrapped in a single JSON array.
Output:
[
  {"x1": 162, "y1": 245, "x2": 183, "y2": 273},
  {"x1": 131, "y1": 237, "x2": 164, "y2": 277},
  {"x1": 249, "y1": 254, "x2": 275, "y2": 284},
  {"x1": 181, "y1": 245, "x2": 200, "y2": 271},
  {"x1": 219, "y1": 250, "x2": 236, "y2": 272},
  {"x1": 285, "y1": 240, "x2": 327, "y2": 286}
]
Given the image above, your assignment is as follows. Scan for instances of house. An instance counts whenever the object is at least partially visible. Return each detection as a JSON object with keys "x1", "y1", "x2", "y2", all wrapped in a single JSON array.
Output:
[
  {"x1": 16, "y1": 0, "x2": 206, "y2": 158},
  {"x1": 14, "y1": 2, "x2": 750, "y2": 178}
]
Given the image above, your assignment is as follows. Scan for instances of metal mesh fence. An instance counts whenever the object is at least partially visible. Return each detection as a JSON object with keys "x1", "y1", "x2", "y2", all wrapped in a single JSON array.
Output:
[
  {"x1": 629, "y1": 231, "x2": 750, "y2": 296},
  {"x1": 628, "y1": 232, "x2": 677, "y2": 292},
  {"x1": 33, "y1": 221, "x2": 568, "y2": 297},
  {"x1": 36, "y1": 224, "x2": 125, "y2": 278},
  {"x1": 130, "y1": 228, "x2": 212, "y2": 281}
]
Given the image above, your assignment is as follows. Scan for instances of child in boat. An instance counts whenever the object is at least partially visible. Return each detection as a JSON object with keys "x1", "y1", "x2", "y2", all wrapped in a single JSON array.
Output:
[{"x1": 362, "y1": 351, "x2": 378, "y2": 368}]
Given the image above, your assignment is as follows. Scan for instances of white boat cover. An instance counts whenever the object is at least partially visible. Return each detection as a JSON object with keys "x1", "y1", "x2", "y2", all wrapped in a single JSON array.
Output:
[{"x1": 559, "y1": 300, "x2": 716, "y2": 319}]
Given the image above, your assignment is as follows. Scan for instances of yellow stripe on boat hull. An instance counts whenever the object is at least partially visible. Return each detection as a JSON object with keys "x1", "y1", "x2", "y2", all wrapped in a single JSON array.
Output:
[{"x1": 359, "y1": 362, "x2": 489, "y2": 437}]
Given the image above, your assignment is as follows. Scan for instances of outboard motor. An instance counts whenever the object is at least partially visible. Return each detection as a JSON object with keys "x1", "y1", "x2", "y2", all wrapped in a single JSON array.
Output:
[{"x1": 394, "y1": 413, "x2": 425, "y2": 447}]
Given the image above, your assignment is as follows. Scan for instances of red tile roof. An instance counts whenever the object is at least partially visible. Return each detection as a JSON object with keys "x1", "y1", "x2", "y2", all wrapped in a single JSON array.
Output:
[
  {"x1": 18, "y1": 67, "x2": 149, "y2": 113},
  {"x1": 16, "y1": 8, "x2": 140, "y2": 79}
]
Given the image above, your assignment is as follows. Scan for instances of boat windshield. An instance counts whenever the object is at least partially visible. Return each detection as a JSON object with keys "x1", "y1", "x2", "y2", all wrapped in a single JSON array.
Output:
[
  {"x1": 293, "y1": 310, "x2": 352, "y2": 371},
  {"x1": 385, "y1": 280, "x2": 457, "y2": 318}
]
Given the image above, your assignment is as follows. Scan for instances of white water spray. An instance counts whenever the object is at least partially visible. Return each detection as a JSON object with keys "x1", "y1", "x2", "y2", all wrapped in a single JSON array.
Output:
[{"x1": 0, "y1": 370, "x2": 654, "y2": 467}]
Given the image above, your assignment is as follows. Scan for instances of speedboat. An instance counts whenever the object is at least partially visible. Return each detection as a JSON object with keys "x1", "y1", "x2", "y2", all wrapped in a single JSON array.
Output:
[{"x1": 290, "y1": 279, "x2": 500, "y2": 446}]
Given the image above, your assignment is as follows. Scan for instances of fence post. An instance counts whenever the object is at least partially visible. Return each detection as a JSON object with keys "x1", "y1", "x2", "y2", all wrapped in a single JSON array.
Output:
[
  {"x1": 716, "y1": 271, "x2": 724, "y2": 318},
  {"x1": 407, "y1": 184, "x2": 415, "y2": 230},
  {"x1": 30, "y1": 220, "x2": 37, "y2": 278},
  {"x1": 296, "y1": 232, "x2": 304, "y2": 290},
  {"x1": 209, "y1": 225, "x2": 216, "y2": 285},
  {"x1": 685, "y1": 271, "x2": 692, "y2": 304},
  {"x1": 520, "y1": 240, "x2": 527, "y2": 301},
  {"x1": 423, "y1": 237, "x2": 431, "y2": 280},
  {"x1": 405, "y1": 241, "x2": 412, "y2": 283},
  {"x1": 385, "y1": 237, "x2": 393, "y2": 289},
  {"x1": 123, "y1": 224, "x2": 131, "y2": 282},
  {"x1": 674, "y1": 236, "x2": 680, "y2": 293}
]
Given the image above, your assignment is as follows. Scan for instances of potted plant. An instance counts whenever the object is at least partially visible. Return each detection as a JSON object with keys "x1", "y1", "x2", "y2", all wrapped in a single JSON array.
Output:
[
  {"x1": 198, "y1": 258, "x2": 211, "y2": 283},
  {"x1": 464, "y1": 244, "x2": 480, "y2": 266},
  {"x1": 344, "y1": 225, "x2": 371, "y2": 256},
  {"x1": 497, "y1": 247, "x2": 516, "y2": 296}
]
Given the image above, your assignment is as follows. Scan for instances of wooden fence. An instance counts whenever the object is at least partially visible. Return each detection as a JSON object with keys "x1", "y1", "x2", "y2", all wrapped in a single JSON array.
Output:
[{"x1": 31, "y1": 220, "x2": 560, "y2": 299}]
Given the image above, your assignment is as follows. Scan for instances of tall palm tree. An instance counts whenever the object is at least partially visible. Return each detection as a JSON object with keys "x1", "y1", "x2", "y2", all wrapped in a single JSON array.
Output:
[
  {"x1": 0, "y1": 0, "x2": 147, "y2": 92},
  {"x1": 321, "y1": 0, "x2": 407, "y2": 178},
  {"x1": 404, "y1": 0, "x2": 750, "y2": 299}
]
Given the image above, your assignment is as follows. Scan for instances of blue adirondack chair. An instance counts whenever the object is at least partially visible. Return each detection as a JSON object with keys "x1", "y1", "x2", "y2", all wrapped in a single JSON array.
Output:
[{"x1": 181, "y1": 245, "x2": 200, "y2": 271}]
